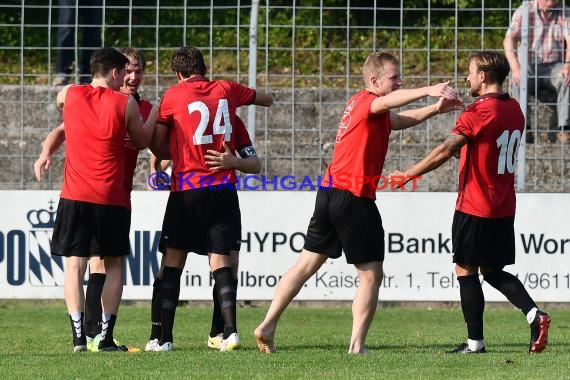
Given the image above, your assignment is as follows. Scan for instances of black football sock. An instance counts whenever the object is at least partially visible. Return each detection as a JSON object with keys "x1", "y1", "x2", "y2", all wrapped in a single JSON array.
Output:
[
  {"x1": 150, "y1": 276, "x2": 162, "y2": 340},
  {"x1": 159, "y1": 266, "x2": 183, "y2": 344},
  {"x1": 84, "y1": 272, "x2": 105, "y2": 337},
  {"x1": 210, "y1": 279, "x2": 224, "y2": 338},
  {"x1": 458, "y1": 274, "x2": 485, "y2": 341},
  {"x1": 210, "y1": 277, "x2": 239, "y2": 338},
  {"x1": 483, "y1": 269, "x2": 537, "y2": 314},
  {"x1": 212, "y1": 267, "x2": 237, "y2": 339},
  {"x1": 99, "y1": 314, "x2": 117, "y2": 347},
  {"x1": 69, "y1": 312, "x2": 86, "y2": 347}
]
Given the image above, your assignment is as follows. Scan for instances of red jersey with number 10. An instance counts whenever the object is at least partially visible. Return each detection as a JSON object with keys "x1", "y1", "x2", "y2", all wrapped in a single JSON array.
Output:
[
  {"x1": 321, "y1": 90, "x2": 391, "y2": 200},
  {"x1": 452, "y1": 93, "x2": 524, "y2": 218},
  {"x1": 60, "y1": 85, "x2": 130, "y2": 207},
  {"x1": 157, "y1": 76, "x2": 255, "y2": 191}
]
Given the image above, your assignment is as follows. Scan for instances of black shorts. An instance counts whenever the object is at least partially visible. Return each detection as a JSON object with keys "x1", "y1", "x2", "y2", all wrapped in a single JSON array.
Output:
[
  {"x1": 303, "y1": 188, "x2": 384, "y2": 264},
  {"x1": 451, "y1": 210, "x2": 515, "y2": 267},
  {"x1": 51, "y1": 198, "x2": 131, "y2": 258},
  {"x1": 159, "y1": 186, "x2": 241, "y2": 256}
]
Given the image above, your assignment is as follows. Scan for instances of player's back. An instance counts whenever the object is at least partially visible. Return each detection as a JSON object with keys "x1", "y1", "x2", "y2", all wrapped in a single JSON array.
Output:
[
  {"x1": 61, "y1": 85, "x2": 130, "y2": 207},
  {"x1": 455, "y1": 93, "x2": 524, "y2": 218},
  {"x1": 158, "y1": 77, "x2": 255, "y2": 191}
]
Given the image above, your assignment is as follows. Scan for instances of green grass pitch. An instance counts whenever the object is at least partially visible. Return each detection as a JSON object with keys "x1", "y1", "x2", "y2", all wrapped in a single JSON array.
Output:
[{"x1": 1, "y1": 301, "x2": 568, "y2": 379}]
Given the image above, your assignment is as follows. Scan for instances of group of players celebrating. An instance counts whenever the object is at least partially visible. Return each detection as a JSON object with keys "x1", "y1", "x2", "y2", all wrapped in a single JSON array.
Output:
[{"x1": 36, "y1": 46, "x2": 550, "y2": 355}]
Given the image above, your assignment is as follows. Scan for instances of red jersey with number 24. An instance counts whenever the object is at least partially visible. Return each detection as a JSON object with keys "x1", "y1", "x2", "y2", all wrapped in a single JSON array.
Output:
[
  {"x1": 452, "y1": 93, "x2": 524, "y2": 218},
  {"x1": 157, "y1": 76, "x2": 255, "y2": 191}
]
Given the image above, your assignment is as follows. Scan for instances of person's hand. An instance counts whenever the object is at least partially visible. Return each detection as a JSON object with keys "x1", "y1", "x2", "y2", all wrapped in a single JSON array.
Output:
[
  {"x1": 510, "y1": 67, "x2": 521, "y2": 86},
  {"x1": 153, "y1": 159, "x2": 164, "y2": 173},
  {"x1": 205, "y1": 142, "x2": 237, "y2": 170},
  {"x1": 436, "y1": 97, "x2": 465, "y2": 114},
  {"x1": 562, "y1": 64, "x2": 570, "y2": 86},
  {"x1": 388, "y1": 171, "x2": 409, "y2": 189},
  {"x1": 33, "y1": 154, "x2": 51, "y2": 181},
  {"x1": 427, "y1": 81, "x2": 460, "y2": 100}
]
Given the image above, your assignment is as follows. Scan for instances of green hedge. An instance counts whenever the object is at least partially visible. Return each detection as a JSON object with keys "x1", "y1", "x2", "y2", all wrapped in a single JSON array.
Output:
[{"x1": 0, "y1": 0, "x2": 517, "y2": 85}]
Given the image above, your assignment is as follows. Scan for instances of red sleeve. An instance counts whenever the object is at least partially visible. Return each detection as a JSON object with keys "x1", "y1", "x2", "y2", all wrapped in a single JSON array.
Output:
[
  {"x1": 452, "y1": 105, "x2": 477, "y2": 139},
  {"x1": 234, "y1": 116, "x2": 252, "y2": 149},
  {"x1": 228, "y1": 81, "x2": 256, "y2": 107},
  {"x1": 363, "y1": 92, "x2": 391, "y2": 132},
  {"x1": 362, "y1": 92, "x2": 375, "y2": 120},
  {"x1": 157, "y1": 88, "x2": 174, "y2": 126}
]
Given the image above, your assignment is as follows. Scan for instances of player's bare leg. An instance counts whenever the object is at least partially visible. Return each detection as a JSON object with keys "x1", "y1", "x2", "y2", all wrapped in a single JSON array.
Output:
[
  {"x1": 101, "y1": 256, "x2": 124, "y2": 315},
  {"x1": 348, "y1": 260, "x2": 383, "y2": 354},
  {"x1": 64, "y1": 256, "x2": 89, "y2": 313},
  {"x1": 254, "y1": 249, "x2": 328, "y2": 353}
]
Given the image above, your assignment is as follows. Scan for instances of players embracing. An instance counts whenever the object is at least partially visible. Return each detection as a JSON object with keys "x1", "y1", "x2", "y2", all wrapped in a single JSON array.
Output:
[{"x1": 145, "y1": 46, "x2": 272, "y2": 352}]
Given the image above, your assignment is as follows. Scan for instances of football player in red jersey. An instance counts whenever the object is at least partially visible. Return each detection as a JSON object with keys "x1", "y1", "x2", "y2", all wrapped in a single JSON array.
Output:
[
  {"x1": 36, "y1": 47, "x2": 157, "y2": 352},
  {"x1": 390, "y1": 51, "x2": 550, "y2": 354},
  {"x1": 81, "y1": 48, "x2": 153, "y2": 351},
  {"x1": 254, "y1": 51, "x2": 463, "y2": 355},
  {"x1": 145, "y1": 115, "x2": 261, "y2": 352},
  {"x1": 146, "y1": 46, "x2": 272, "y2": 352}
]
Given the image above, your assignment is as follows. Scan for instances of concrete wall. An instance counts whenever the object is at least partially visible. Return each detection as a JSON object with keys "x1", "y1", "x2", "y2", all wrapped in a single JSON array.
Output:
[{"x1": 1, "y1": 85, "x2": 567, "y2": 192}]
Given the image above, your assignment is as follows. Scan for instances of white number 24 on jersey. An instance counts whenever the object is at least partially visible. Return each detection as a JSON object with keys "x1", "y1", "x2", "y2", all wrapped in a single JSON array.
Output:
[
  {"x1": 188, "y1": 99, "x2": 232, "y2": 145},
  {"x1": 496, "y1": 129, "x2": 521, "y2": 174}
]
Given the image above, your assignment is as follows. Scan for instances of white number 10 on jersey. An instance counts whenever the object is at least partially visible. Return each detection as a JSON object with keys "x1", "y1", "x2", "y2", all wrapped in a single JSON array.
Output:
[
  {"x1": 189, "y1": 99, "x2": 233, "y2": 145},
  {"x1": 496, "y1": 129, "x2": 521, "y2": 174}
]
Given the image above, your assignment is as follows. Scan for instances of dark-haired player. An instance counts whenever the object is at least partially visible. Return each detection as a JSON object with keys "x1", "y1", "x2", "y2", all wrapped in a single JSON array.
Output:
[
  {"x1": 36, "y1": 48, "x2": 153, "y2": 351},
  {"x1": 146, "y1": 46, "x2": 272, "y2": 352},
  {"x1": 46, "y1": 47, "x2": 156, "y2": 351}
]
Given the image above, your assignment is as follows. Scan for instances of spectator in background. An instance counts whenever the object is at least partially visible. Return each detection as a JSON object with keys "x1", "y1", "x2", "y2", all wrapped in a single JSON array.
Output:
[
  {"x1": 504, "y1": 0, "x2": 570, "y2": 143},
  {"x1": 54, "y1": 0, "x2": 103, "y2": 85}
]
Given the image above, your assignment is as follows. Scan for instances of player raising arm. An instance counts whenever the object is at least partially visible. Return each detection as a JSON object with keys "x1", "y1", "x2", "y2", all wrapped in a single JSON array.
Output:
[
  {"x1": 390, "y1": 51, "x2": 550, "y2": 354},
  {"x1": 254, "y1": 51, "x2": 462, "y2": 355},
  {"x1": 144, "y1": 46, "x2": 271, "y2": 353}
]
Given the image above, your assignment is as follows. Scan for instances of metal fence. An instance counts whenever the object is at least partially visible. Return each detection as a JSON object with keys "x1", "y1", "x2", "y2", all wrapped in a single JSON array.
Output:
[{"x1": 0, "y1": 1, "x2": 568, "y2": 192}]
